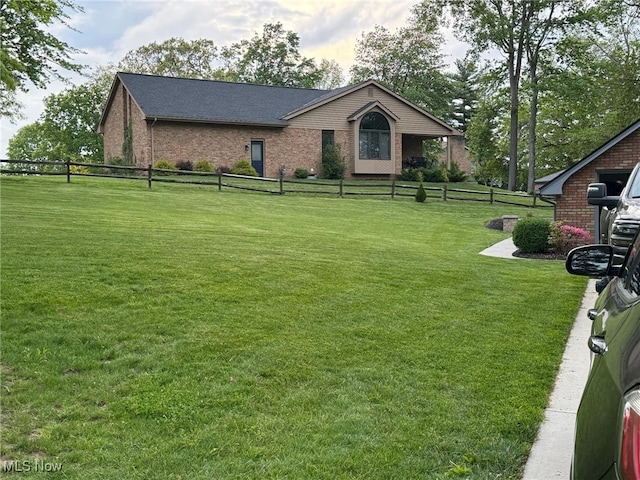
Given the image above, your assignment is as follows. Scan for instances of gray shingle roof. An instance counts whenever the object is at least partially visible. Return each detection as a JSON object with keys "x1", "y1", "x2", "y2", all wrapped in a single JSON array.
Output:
[{"x1": 117, "y1": 72, "x2": 332, "y2": 126}]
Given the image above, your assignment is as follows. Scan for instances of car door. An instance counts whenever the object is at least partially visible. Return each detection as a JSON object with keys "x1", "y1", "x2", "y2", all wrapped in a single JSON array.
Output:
[{"x1": 573, "y1": 239, "x2": 640, "y2": 479}]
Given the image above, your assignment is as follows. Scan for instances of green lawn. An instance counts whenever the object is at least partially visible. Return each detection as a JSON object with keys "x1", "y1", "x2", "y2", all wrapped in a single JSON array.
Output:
[{"x1": 0, "y1": 176, "x2": 586, "y2": 479}]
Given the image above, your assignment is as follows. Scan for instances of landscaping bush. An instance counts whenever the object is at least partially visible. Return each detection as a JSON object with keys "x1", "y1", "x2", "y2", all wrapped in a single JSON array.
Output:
[
  {"x1": 548, "y1": 221, "x2": 592, "y2": 255},
  {"x1": 216, "y1": 165, "x2": 232, "y2": 174},
  {"x1": 154, "y1": 159, "x2": 178, "y2": 176},
  {"x1": 447, "y1": 162, "x2": 467, "y2": 183},
  {"x1": 294, "y1": 168, "x2": 309, "y2": 179},
  {"x1": 424, "y1": 166, "x2": 449, "y2": 183},
  {"x1": 322, "y1": 144, "x2": 345, "y2": 179},
  {"x1": 399, "y1": 165, "x2": 454, "y2": 183},
  {"x1": 415, "y1": 172, "x2": 427, "y2": 203},
  {"x1": 108, "y1": 156, "x2": 138, "y2": 176},
  {"x1": 232, "y1": 160, "x2": 258, "y2": 176},
  {"x1": 176, "y1": 160, "x2": 194, "y2": 171},
  {"x1": 195, "y1": 160, "x2": 214, "y2": 173},
  {"x1": 512, "y1": 217, "x2": 552, "y2": 253}
]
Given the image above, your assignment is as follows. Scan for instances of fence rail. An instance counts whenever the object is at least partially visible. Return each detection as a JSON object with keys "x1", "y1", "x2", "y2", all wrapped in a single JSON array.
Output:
[{"x1": 0, "y1": 159, "x2": 550, "y2": 208}]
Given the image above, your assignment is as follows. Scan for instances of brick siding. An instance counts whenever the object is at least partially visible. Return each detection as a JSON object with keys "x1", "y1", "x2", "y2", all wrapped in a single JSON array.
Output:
[{"x1": 553, "y1": 129, "x2": 640, "y2": 238}]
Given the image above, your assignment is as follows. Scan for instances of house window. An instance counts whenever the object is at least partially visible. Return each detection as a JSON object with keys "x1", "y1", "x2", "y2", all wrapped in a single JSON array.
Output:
[
  {"x1": 322, "y1": 130, "x2": 334, "y2": 153},
  {"x1": 359, "y1": 112, "x2": 390, "y2": 160}
]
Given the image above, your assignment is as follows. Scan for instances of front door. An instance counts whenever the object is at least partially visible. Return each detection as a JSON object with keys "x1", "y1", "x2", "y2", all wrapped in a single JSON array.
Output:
[{"x1": 251, "y1": 140, "x2": 264, "y2": 177}]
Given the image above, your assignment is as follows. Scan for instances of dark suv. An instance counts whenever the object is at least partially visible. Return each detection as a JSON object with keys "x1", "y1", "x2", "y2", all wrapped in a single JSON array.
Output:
[
  {"x1": 588, "y1": 162, "x2": 640, "y2": 266},
  {"x1": 566, "y1": 235, "x2": 640, "y2": 479}
]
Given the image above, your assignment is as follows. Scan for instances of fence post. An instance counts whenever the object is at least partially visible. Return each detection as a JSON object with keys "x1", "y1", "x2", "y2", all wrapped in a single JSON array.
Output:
[
  {"x1": 218, "y1": 170, "x2": 222, "y2": 191},
  {"x1": 339, "y1": 179, "x2": 344, "y2": 198},
  {"x1": 490, "y1": 188, "x2": 494, "y2": 204},
  {"x1": 533, "y1": 194, "x2": 537, "y2": 208},
  {"x1": 279, "y1": 172, "x2": 284, "y2": 195},
  {"x1": 391, "y1": 179, "x2": 395, "y2": 200},
  {"x1": 66, "y1": 159, "x2": 71, "y2": 183},
  {"x1": 147, "y1": 164, "x2": 152, "y2": 189},
  {"x1": 442, "y1": 184, "x2": 447, "y2": 202}
]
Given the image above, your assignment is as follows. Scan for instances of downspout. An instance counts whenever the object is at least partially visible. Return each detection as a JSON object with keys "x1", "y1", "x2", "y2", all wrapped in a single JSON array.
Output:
[
  {"x1": 535, "y1": 192, "x2": 557, "y2": 221},
  {"x1": 150, "y1": 117, "x2": 158, "y2": 166}
]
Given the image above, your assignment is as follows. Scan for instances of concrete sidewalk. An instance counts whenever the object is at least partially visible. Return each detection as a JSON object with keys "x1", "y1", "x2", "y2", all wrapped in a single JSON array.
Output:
[
  {"x1": 479, "y1": 237, "x2": 597, "y2": 478},
  {"x1": 521, "y1": 279, "x2": 596, "y2": 479}
]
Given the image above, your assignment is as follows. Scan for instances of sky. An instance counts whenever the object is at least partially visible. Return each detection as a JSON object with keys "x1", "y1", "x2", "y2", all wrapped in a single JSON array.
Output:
[{"x1": 0, "y1": 0, "x2": 469, "y2": 158}]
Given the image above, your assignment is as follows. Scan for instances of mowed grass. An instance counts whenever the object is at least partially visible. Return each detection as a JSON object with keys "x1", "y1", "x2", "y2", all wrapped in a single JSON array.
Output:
[{"x1": 0, "y1": 176, "x2": 586, "y2": 479}]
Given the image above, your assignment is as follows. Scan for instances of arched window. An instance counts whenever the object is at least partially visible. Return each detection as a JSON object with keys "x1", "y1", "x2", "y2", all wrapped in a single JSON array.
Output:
[{"x1": 359, "y1": 112, "x2": 390, "y2": 160}]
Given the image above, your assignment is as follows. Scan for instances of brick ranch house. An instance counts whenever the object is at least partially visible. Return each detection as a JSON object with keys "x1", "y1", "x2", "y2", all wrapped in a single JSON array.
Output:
[
  {"x1": 536, "y1": 118, "x2": 640, "y2": 240},
  {"x1": 98, "y1": 72, "x2": 466, "y2": 179}
]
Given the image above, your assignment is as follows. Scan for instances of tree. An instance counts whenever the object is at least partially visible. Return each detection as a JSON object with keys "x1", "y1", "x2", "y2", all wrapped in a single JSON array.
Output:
[
  {"x1": 7, "y1": 122, "x2": 56, "y2": 165},
  {"x1": 350, "y1": 4, "x2": 452, "y2": 119},
  {"x1": 7, "y1": 82, "x2": 104, "y2": 164},
  {"x1": 315, "y1": 59, "x2": 345, "y2": 90},
  {"x1": 222, "y1": 23, "x2": 326, "y2": 88},
  {"x1": 1, "y1": 0, "x2": 84, "y2": 120},
  {"x1": 533, "y1": 2, "x2": 640, "y2": 175},
  {"x1": 118, "y1": 38, "x2": 227, "y2": 80},
  {"x1": 443, "y1": 0, "x2": 529, "y2": 190},
  {"x1": 449, "y1": 56, "x2": 480, "y2": 133}
]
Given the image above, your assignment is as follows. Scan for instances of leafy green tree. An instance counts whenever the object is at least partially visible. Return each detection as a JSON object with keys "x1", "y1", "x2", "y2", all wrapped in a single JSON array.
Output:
[
  {"x1": 449, "y1": 56, "x2": 480, "y2": 133},
  {"x1": 350, "y1": 4, "x2": 452, "y2": 119},
  {"x1": 222, "y1": 23, "x2": 326, "y2": 88},
  {"x1": 118, "y1": 37, "x2": 227, "y2": 80},
  {"x1": 315, "y1": 59, "x2": 345, "y2": 90},
  {"x1": 7, "y1": 82, "x2": 104, "y2": 164},
  {"x1": 7, "y1": 122, "x2": 56, "y2": 164},
  {"x1": 533, "y1": 2, "x2": 640, "y2": 175},
  {"x1": 1, "y1": 0, "x2": 83, "y2": 120}
]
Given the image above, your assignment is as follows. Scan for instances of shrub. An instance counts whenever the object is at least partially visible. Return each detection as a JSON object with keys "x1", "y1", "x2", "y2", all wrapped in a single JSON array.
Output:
[
  {"x1": 176, "y1": 160, "x2": 194, "y2": 171},
  {"x1": 69, "y1": 165, "x2": 90, "y2": 174},
  {"x1": 548, "y1": 221, "x2": 592, "y2": 255},
  {"x1": 415, "y1": 172, "x2": 427, "y2": 203},
  {"x1": 447, "y1": 162, "x2": 467, "y2": 183},
  {"x1": 512, "y1": 217, "x2": 552, "y2": 253},
  {"x1": 108, "y1": 156, "x2": 137, "y2": 176},
  {"x1": 424, "y1": 166, "x2": 448, "y2": 183},
  {"x1": 232, "y1": 160, "x2": 258, "y2": 176},
  {"x1": 322, "y1": 144, "x2": 346, "y2": 179},
  {"x1": 294, "y1": 168, "x2": 309, "y2": 179},
  {"x1": 195, "y1": 160, "x2": 214, "y2": 173},
  {"x1": 216, "y1": 165, "x2": 232, "y2": 174},
  {"x1": 154, "y1": 159, "x2": 178, "y2": 176},
  {"x1": 399, "y1": 165, "x2": 452, "y2": 183}
]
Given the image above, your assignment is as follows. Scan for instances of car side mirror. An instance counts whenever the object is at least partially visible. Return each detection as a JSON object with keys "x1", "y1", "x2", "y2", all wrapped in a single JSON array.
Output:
[
  {"x1": 587, "y1": 183, "x2": 619, "y2": 207},
  {"x1": 566, "y1": 245, "x2": 616, "y2": 277}
]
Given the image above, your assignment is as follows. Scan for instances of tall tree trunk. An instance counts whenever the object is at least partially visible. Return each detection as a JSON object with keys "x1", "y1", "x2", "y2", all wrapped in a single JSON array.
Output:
[
  {"x1": 528, "y1": 60, "x2": 539, "y2": 194},
  {"x1": 508, "y1": 50, "x2": 521, "y2": 191}
]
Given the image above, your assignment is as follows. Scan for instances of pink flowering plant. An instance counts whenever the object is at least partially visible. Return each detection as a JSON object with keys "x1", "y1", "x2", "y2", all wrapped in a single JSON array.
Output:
[{"x1": 548, "y1": 221, "x2": 592, "y2": 255}]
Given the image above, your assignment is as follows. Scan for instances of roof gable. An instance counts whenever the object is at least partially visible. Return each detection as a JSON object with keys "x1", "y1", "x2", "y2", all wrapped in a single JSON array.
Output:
[
  {"x1": 283, "y1": 79, "x2": 461, "y2": 135},
  {"x1": 537, "y1": 118, "x2": 640, "y2": 195},
  {"x1": 347, "y1": 101, "x2": 400, "y2": 122}
]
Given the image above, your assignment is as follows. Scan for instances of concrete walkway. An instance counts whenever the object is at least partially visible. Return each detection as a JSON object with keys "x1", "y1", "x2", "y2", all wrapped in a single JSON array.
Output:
[{"x1": 479, "y1": 237, "x2": 597, "y2": 479}]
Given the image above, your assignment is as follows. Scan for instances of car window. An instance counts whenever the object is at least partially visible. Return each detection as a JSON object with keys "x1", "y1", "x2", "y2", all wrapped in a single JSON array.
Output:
[{"x1": 629, "y1": 171, "x2": 640, "y2": 198}]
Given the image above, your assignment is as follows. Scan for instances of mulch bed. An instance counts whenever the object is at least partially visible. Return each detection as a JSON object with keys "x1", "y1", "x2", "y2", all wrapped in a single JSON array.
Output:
[{"x1": 512, "y1": 250, "x2": 566, "y2": 260}]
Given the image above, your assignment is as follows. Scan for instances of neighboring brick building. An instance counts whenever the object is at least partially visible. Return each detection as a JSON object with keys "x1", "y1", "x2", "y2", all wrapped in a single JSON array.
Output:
[
  {"x1": 98, "y1": 72, "x2": 464, "y2": 179},
  {"x1": 536, "y1": 119, "x2": 640, "y2": 239}
]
